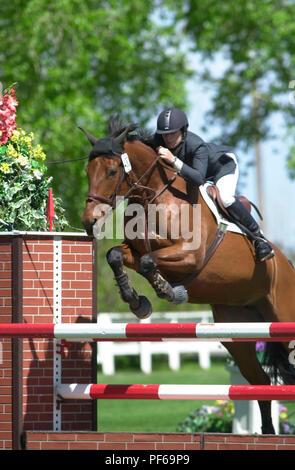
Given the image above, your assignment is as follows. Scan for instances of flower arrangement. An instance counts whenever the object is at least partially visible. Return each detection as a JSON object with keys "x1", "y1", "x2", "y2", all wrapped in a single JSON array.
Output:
[
  {"x1": 176, "y1": 400, "x2": 295, "y2": 434},
  {"x1": 176, "y1": 400, "x2": 234, "y2": 433},
  {"x1": 0, "y1": 85, "x2": 68, "y2": 231},
  {"x1": 279, "y1": 404, "x2": 295, "y2": 434}
]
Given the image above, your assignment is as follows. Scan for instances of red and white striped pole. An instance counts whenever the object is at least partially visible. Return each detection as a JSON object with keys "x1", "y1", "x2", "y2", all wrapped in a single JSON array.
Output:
[
  {"x1": 1, "y1": 322, "x2": 295, "y2": 341},
  {"x1": 56, "y1": 383, "x2": 295, "y2": 401}
]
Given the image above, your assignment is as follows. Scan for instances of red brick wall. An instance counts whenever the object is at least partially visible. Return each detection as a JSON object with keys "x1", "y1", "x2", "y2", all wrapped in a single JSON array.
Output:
[
  {"x1": 0, "y1": 234, "x2": 97, "y2": 449},
  {"x1": 25, "y1": 432, "x2": 295, "y2": 450},
  {"x1": 0, "y1": 240, "x2": 12, "y2": 449}
]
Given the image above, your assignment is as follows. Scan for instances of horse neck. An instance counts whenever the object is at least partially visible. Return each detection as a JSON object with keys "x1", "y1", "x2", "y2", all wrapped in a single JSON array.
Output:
[
  {"x1": 124, "y1": 140, "x2": 164, "y2": 190},
  {"x1": 124, "y1": 140, "x2": 218, "y2": 247}
]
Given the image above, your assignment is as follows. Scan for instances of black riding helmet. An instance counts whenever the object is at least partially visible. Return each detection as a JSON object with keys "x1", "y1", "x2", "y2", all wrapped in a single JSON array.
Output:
[{"x1": 156, "y1": 108, "x2": 189, "y2": 134}]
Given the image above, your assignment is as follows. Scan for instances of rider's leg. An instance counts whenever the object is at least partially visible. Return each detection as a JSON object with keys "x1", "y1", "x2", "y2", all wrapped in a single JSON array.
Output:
[
  {"x1": 226, "y1": 198, "x2": 274, "y2": 261},
  {"x1": 216, "y1": 154, "x2": 274, "y2": 262}
]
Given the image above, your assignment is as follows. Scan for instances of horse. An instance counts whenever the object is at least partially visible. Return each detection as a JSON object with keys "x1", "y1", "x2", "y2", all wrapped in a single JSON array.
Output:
[{"x1": 81, "y1": 118, "x2": 295, "y2": 435}]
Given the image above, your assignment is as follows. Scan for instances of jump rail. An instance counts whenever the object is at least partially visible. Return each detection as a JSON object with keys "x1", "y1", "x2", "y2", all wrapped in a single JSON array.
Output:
[
  {"x1": 57, "y1": 383, "x2": 295, "y2": 401},
  {"x1": 1, "y1": 322, "x2": 295, "y2": 341}
]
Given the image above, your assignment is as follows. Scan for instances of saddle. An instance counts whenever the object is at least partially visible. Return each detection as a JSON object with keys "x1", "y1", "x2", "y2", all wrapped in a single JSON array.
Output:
[
  {"x1": 178, "y1": 185, "x2": 262, "y2": 286},
  {"x1": 206, "y1": 185, "x2": 262, "y2": 222}
]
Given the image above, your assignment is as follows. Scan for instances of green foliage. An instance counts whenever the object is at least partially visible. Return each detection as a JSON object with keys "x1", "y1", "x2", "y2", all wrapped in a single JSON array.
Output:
[
  {"x1": 167, "y1": 0, "x2": 295, "y2": 171},
  {"x1": 0, "y1": 127, "x2": 68, "y2": 231},
  {"x1": 0, "y1": 0, "x2": 191, "y2": 228},
  {"x1": 287, "y1": 146, "x2": 295, "y2": 178}
]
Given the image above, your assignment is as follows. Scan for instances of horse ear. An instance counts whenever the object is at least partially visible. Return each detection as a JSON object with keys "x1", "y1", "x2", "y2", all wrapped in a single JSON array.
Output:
[
  {"x1": 114, "y1": 123, "x2": 138, "y2": 145},
  {"x1": 78, "y1": 127, "x2": 98, "y2": 146}
]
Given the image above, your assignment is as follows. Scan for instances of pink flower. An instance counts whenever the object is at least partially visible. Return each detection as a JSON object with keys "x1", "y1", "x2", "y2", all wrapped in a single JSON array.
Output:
[{"x1": 0, "y1": 88, "x2": 18, "y2": 145}]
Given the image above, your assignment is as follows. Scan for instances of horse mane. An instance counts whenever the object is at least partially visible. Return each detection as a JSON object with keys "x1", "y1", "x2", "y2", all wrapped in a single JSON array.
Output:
[
  {"x1": 107, "y1": 114, "x2": 155, "y2": 147},
  {"x1": 87, "y1": 114, "x2": 157, "y2": 162},
  {"x1": 107, "y1": 115, "x2": 129, "y2": 138}
]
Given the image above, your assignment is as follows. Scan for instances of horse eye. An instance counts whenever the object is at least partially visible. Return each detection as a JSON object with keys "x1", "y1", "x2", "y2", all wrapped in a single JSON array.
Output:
[{"x1": 108, "y1": 169, "x2": 118, "y2": 177}]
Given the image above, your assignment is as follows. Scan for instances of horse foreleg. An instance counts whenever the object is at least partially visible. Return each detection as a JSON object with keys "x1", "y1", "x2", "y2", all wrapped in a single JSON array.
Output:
[
  {"x1": 212, "y1": 304, "x2": 275, "y2": 434},
  {"x1": 106, "y1": 243, "x2": 152, "y2": 319}
]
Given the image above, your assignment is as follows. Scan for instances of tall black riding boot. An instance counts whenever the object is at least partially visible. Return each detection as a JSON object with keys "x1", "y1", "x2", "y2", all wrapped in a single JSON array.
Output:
[{"x1": 226, "y1": 198, "x2": 274, "y2": 262}]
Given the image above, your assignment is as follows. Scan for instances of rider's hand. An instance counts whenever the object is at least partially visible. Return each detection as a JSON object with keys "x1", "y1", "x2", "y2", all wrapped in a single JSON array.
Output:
[{"x1": 157, "y1": 146, "x2": 175, "y2": 164}]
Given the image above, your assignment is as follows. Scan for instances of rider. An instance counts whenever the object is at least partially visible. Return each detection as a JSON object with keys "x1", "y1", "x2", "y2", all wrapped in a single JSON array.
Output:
[{"x1": 154, "y1": 107, "x2": 274, "y2": 262}]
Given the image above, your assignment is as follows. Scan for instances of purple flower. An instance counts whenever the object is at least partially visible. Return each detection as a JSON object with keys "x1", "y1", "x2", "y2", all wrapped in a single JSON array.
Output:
[
  {"x1": 283, "y1": 423, "x2": 290, "y2": 433},
  {"x1": 256, "y1": 341, "x2": 265, "y2": 352}
]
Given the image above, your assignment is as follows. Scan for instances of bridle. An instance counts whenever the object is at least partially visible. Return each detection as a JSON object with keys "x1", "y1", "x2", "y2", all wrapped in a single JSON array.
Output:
[{"x1": 86, "y1": 152, "x2": 176, "y2": 209}]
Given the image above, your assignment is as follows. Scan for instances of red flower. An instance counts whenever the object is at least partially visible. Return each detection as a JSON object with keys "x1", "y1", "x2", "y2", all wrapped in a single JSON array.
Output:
[{"x1": 0, "y1": 88, "x2": 18, "y2": 145}]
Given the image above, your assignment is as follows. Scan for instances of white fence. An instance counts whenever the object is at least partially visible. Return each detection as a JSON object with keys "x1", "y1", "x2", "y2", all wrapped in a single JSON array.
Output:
[{"x1": 97, "y1": 311, "x2": 228, "y2": 375}]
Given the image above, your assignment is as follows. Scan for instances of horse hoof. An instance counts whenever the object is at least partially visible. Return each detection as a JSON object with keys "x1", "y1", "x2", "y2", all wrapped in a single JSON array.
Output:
[
  {"x1": 171, "y1": 285, "x2": 188, "y2": 304},
  {"x1": 261, "y1": 425, "x2": 276, "y2": 435},
  {"x1": 139, "y1": 254, "x2": 156, "y2": 275},
  {"x1": 130, "y1": 295, "x2": 152, "y2": 319}
]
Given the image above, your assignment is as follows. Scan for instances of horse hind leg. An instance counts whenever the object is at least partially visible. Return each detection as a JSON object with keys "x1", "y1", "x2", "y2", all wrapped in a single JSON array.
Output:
[
  {"x1": 139, "y1": 253, "x2": 189, "y2": 305},
  {"x1": 255, "y1": 294, "x2": 295, "y2": 385},
  {"x1": 212, "y1": 304, "x2": 275, "y2": 434},
  {"x1": 223, "y1": 341, "x2": 275, "y2": 434}
]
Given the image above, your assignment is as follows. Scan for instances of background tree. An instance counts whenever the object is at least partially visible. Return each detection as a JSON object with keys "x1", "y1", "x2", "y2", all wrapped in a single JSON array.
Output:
[
  {"x1": 0, "y1": 0, "x2": 200, "y2": 311},
  {"x1": 0, "y1": 0, "x2": 191, "y2": 228},
  {"x1": 168, "y1": 0, "x2": 295, "y2": 176}
]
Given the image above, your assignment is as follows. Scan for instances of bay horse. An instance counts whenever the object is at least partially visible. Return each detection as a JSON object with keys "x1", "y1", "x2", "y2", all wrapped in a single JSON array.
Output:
[{"x1": 81, "y1": 119, "x2": 295, "y2": 434}]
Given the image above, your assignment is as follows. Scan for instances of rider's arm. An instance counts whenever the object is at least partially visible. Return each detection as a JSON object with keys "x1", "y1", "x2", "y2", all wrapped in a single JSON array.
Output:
[{"x1": 176, "y1": 143, "x2": 209, "y2": 187}]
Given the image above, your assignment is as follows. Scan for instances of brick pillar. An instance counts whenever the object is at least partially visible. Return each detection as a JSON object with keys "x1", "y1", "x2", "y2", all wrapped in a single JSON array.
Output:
[
  {"x1": 0, "y1": 237, "x2": 13, "y2": 449},
  {"x1": 0, "y1": 233, "x2": 97, "y2": 449}
]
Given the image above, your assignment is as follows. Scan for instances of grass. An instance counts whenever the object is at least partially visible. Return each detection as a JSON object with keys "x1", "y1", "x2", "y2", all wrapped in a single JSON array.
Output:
[
  {"x1": 96, "y1": 356, "x2": 295, "y2": 433},
  {"x1": 96, "y1": 357, "x2": 230, "y2": 432}
]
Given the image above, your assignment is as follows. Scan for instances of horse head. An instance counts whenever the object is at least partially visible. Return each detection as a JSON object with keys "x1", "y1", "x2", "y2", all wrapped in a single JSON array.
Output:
[{"x1": 80, "y1": 122, "x2": 138, "y2": 235}]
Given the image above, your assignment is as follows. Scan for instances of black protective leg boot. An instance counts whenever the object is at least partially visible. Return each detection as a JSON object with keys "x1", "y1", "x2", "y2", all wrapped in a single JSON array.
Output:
[{"x1": 226, "y1": 198, "x2": 274, "y2": 262}]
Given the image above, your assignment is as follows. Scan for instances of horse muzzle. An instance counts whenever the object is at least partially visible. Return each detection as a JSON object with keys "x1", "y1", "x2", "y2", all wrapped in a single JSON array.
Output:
[
  {"x1": 82, "y1": 202, "x2": 113, "y2": 238},
  {"x1": 82, "y1": 215, "x2": 96, "y2": 236}
]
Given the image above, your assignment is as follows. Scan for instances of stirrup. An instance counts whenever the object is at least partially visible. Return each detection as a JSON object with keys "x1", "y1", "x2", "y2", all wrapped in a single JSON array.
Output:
[
  {"x1": 254, "y1": 238, "x2": 275, "y2": 262},
  {"x1": 258, "y1": 249, "x2": 275, "y2": 262}
]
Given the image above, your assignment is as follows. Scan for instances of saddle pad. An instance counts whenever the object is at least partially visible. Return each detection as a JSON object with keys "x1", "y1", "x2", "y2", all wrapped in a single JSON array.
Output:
[{"x1": 199, "y1": 183, "x2": 246, "y2": 236}]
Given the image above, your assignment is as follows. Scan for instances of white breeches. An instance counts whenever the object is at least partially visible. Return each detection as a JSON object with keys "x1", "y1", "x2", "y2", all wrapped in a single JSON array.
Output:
[{"x1": 215, "y1": 153, "x2": 239, "y2": 208}]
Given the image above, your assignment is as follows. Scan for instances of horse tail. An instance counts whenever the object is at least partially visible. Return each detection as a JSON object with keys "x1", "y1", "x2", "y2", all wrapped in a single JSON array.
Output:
[{"x1": 263, "y1": 342, "x2": 295, "y2": 385}]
